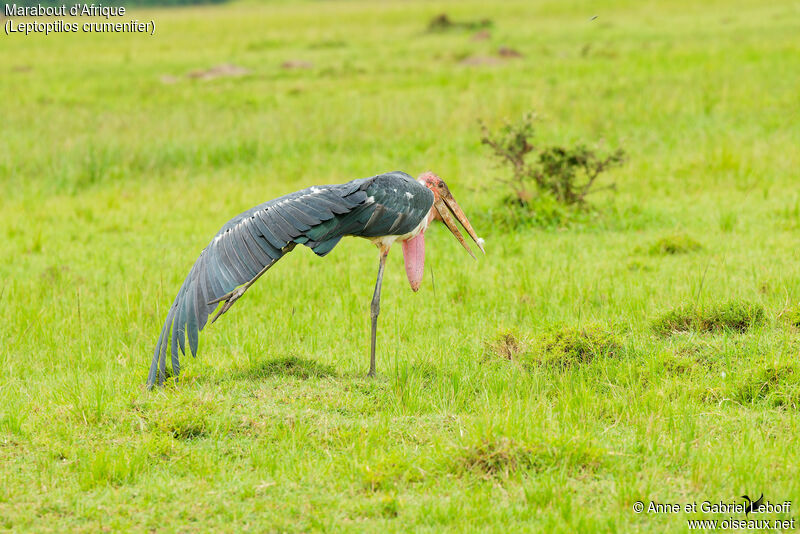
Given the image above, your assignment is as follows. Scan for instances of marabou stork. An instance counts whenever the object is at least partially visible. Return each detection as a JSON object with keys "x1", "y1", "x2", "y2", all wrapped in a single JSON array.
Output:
[{"x1": 147, "y1": 171, "x2": 483, "y2": 388}]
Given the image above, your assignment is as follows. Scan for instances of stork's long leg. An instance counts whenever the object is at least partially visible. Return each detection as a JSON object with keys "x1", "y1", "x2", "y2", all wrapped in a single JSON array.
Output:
[
  {"x1": 207, "y1": 264, "x2": 270, "y2": 324},
  {"x1": 208, "y1": 244, "x2": 296, "y2": 324},
  {"x1": 369, "y1": 250, "x2": 388, "y2": 377}
]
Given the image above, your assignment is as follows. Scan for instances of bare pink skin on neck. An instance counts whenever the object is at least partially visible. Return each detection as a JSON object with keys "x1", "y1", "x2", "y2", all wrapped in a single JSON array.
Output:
[
  {"x1": 402, "y1": 174, "x2": 441, "y2": 291},
  {"x1": 402, "y1": 231, "x2": 425, "y2": 291}
]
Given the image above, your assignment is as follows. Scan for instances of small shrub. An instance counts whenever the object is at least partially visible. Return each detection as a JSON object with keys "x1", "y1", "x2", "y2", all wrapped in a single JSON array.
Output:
[
  {"x1": 652, "y1": 301, "x2": 765, "y2": 336},
  {"x1": 480, "y1": 113, "x2": 625, "y2": 217},
  {"x1": 648, "y1": 233, "x2": 702, "y2": 255}
]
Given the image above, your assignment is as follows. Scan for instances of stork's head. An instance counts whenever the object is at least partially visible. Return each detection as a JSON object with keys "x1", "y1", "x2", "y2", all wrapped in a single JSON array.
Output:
[
  {"x1": 418, "y1": 172, "x2": 485, "y2": 259},
  {"x1": 402, "y1": 172, "x2": 485, "y2": 292}
]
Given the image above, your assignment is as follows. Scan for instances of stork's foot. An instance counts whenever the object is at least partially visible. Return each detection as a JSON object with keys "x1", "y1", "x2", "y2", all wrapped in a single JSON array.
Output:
[
  {"x1": 208, "y1": 286, "x2": 247, "y2": 324},
  {"x1": 367, "y1": 368, "x2": 376, "y2": 378}
]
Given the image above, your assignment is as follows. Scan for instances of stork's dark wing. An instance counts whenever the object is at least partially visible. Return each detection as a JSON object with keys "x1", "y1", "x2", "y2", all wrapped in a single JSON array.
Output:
[
  {"x1": 352, "y1": 171, "x2": 435, "y2": 238},
  {"x1": 147, "y1": 171, "x2": 433, "y2": 387}
]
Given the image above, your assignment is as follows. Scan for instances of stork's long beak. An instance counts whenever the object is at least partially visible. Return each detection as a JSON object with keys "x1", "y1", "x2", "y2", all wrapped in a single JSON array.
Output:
[{"x1": 434, "y1": 188, "x2": 485, "y2": 259}]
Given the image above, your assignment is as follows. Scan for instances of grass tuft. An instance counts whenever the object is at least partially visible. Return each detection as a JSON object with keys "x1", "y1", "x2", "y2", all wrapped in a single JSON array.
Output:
[
  {"x1": 78, "y1": 445, "x2": 147, "y2": 490},
  {"x1": 486, "y1": 325, "x2": 620, "y2": 369},
  {"x1": 236, "y1": 356, "x2": 337, "y2": 381},
  {"x1": 457, "y1": 436, "x2": 536, "y2": 478},
  {"x1": 379, "y1": 495, "x2": 400, "y2": 518},
  {"x1": 659, "y1": 354, "x2": 697, "y2": 376},
  {"x1": 485, "y1": 329, "x2": 527, "y2": 360},
  {"x1": 648, "y1": 233, "x2": 702, "y2": 255},
  {"x1": 779, "y1": 305, "x2": 800, "y2": 328},
  {"x1": 732, "y1": 364, "x2": 799, "y2": 407},
  {"x1": 456, "y1": 435, "x2": 604, "y2": 478},
  {"x1": 426, "y1": 13, "x2": 492, "y2": 33},
  {"x1": 652, "y1": 301, "x2": 765, "y2": 336},
  {"x1": 152, "y1": 407, "x2": 210, "y2": 440},
  {"x1": 523, "y1": 325, "x2": 621, "y2": 370},
  {"x1": 360, "y1": 455, "x2": 423, "y2": 492}
]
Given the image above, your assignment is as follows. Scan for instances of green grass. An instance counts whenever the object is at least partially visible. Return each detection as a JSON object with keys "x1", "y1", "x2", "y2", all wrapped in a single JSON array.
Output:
[
  {"x1": 648, "y1": 233, "x2": 703, "y2": 255},
  {"x1": 652, "y1": 300, "x2": 766, "y2": 335},
  {"x1": 2, "y1": 0, "x2": 800, "y2": 530}
]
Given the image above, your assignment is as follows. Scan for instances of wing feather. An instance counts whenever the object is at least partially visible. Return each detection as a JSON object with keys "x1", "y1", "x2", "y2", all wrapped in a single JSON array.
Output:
[
  {"x1": 272, "y1": 204, "x2": 312, "y2": 231},
  {"x1": 204, "y1": 254, "x2": 227, "y2": 300},
  {"x1": 305, "y1": 196, "x2": 347, "y2": 215},
  {"x1": 294, "y1": 200, "x2": 331, "y2": 221},
  {"x1": 186, "y1": 282, "x2": 199, "y2": 357},
  {"x1": 175, "y1": 293, "x2": 187, "y2": 356},
  {"x1": 195, "y1": 256, "x2": 214, "y2": 330},
  {"x1": 209, "y1": 242, "x2": 237, "y2": 290},
  {"x1": 252, "y1": 214, "x2": 285, "y2": 250},
  {"x1": 260, "y1": 209, "x2": 296, "y2": 241},
  {"x1": 317, "y1": 190, "x2": 354, "y2": 213},
  {"x1": 155, "y1": 320, "x2": 169, "y2": 384},
  {"x1": 387, "y1": 212, "x2": 407, "y2": 234},
  {"x1": 282, "y1": 203, "x2": 321, "y2": 226},
  {"x1": 229, "y1": 231, "x2": 260, "y2": 279},
  {"x1": 166, "y1": 306, "x2": 181, "y2": 377},
  {"x1": 220, "y1": 232, "x2": 250, "y2": 280},
  {"x1": 239, "y1": 222, "x2": 272, "y2": 267},
  {"x1": 243, "y1": 218, "x2": 277, "y2": 263}
]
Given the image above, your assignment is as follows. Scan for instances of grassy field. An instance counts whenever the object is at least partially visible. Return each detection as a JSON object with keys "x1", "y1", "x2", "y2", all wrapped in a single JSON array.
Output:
[{"x1": 2, "y1": 0, "x2": 800, "y2": 530}]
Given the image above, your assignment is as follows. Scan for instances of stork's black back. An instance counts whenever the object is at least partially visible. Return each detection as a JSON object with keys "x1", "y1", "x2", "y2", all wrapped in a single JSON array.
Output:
[{"x1": 148, "y1": 171, "x2": 434, "y2": 387}]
